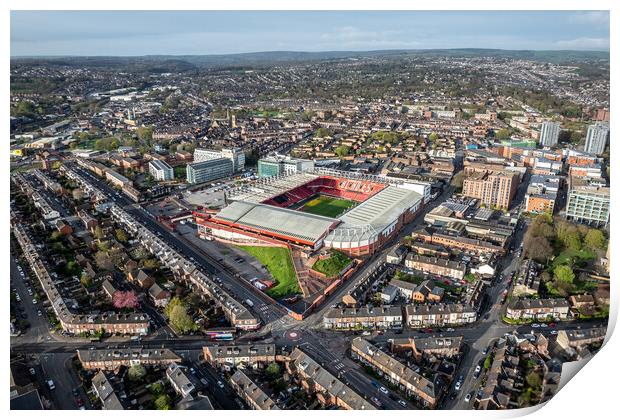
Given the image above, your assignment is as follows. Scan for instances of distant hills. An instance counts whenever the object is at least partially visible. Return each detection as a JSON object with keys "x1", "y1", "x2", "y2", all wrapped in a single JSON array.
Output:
[{"x1": 12, "y1": 48, "x2": 609, "y2": 71}]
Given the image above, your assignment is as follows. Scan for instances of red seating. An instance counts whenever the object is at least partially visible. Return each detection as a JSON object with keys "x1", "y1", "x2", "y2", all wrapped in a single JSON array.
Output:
[{"x1": 261, "y1": 175, "x2": 386, "y2": 208}]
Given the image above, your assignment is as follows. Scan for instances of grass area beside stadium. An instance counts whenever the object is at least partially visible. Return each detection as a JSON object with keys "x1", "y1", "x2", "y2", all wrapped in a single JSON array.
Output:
[
  {"x1": 237, "y1": 245, "x2": 300, "y2": 299},
  {"x1": 312, "y1": 250, "x2": 352, "y2": 278},
  {"x1": 299, "y1": 195, "x2": 356, "y2": 218}
]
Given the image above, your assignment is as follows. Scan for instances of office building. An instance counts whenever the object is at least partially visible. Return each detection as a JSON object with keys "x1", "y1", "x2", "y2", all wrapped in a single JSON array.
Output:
[
  {"x1": 539, "y1": 121, "x2": 560, "y2": 147},
  {"x1": 186, "y1": 158, "x2": 234, "y2": 184},
  {"x1": 584, "y1": 122, "x2": 610, "y2": 155},
  {"x1": 194, "y1": 147, "x2": 245, "y2": 172},
  {"x1": 148, "y1": 159, "x2": 174, "y2": 181},
  {"x1": 257, "y1": 155, "x2": 314, "y2": 178}
]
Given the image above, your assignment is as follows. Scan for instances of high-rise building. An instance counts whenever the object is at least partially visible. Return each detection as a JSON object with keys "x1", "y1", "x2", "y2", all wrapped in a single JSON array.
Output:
[
  {"x1": 539, "y1": 121, "x2": 560, "y2": 147},
  {"x1": 584, "y1": 122, "x2": 610, "y2": 155},
  {"x1": 194, "y1": 148, "x2": 245, "y2": 172},
  {"x1": 462, "y1": 170, "x2": 520, "y2": 210},
  {"x1": 148, "y1": 159, "x2": 174, "y2": 181},
  {"x1": 186, "y1": 158, "x2": 234, "y2": 184},
  {"x1": 257, "y1": 155, "x2": 314, "y2": 178}
]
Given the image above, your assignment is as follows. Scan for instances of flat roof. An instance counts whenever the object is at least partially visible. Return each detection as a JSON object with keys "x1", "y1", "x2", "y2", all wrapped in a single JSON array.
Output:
[
  {"x1": 213, "y1": 201, "x2": 338, "y2": 244},
  {"x1": 326, "y1": 186, "x2": 422, "y2": 243}
]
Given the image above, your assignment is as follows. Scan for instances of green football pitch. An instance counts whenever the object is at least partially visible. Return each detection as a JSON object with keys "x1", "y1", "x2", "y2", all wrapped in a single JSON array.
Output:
[{"x1": 300, "y1": 196, "x2": 356, "y2": 218}]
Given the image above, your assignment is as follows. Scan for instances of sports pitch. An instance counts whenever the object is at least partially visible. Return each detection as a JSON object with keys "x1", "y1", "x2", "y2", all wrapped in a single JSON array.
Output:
[{"x1": 299, "y1": 195, "x2": 356, "y2": 218}]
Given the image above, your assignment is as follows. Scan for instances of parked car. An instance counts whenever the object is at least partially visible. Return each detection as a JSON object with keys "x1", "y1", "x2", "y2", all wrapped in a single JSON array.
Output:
[
  {"x1": 379, "y1": 386, "x2": 389, "y2": 395},
  {"x1": 464, "y1": 393, "x2": 472, "y2": 403},
  {"x1": 398, "y1": 400, "x2": 407, "y2": 407}
]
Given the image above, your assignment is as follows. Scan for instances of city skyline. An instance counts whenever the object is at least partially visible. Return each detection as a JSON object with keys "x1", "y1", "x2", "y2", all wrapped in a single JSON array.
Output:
[{"x1": 11, "y1": 10, "x2": 610, "y2": 57}]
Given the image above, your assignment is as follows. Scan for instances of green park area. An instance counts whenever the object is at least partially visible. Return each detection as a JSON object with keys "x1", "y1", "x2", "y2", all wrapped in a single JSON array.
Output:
[
  {"x1": 237, "y1": 246, "x2": 300, "y2": 299},
  {"x1": 312, "y1": 250, "x2": 352, "y2": 278}
]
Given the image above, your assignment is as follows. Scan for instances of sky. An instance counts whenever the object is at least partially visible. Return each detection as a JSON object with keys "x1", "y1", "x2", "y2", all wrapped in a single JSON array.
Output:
[{"x1": 10, "y1": 10, "x2": 610, "y2": 57}]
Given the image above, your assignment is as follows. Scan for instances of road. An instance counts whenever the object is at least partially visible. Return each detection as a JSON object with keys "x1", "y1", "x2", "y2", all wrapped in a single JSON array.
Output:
[{"x1": 12, "y1": 158, "x2": 606, "y2": 411}]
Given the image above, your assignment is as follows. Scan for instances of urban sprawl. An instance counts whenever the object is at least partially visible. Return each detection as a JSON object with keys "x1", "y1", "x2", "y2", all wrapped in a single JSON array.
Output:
[{"x1": 9, "y1": 50, "x2": 610, "y2": 411}]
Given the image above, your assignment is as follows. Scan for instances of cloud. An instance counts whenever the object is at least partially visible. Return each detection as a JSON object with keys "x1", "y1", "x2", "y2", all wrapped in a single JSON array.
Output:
[
  {"x1": 555, "y1": 37, "x2": 609, "y2": 50},
  {"x1": 567, "y1": 11, "x2": 609, "y2": 26}
]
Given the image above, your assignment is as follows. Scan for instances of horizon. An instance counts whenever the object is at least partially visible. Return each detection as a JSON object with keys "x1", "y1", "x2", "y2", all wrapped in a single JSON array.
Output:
[
  {"x1": 9, "y1": 46, "x2": 612, "y2": 59},
  {"x1": 11, "y1": 10, "x2": 610, "y2": 57}
]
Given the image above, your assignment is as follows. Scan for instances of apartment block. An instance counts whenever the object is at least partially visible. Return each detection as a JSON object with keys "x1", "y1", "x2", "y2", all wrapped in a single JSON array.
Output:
[
  {"x1": 186, "y1": 158, "x2": 234, "y2": 184},
  {"x1": 148, "y1": 159, "x2": 174, "y2": 181},
  {"x1": 462, "y1": 170, "x2": 520, "y2": 210}
]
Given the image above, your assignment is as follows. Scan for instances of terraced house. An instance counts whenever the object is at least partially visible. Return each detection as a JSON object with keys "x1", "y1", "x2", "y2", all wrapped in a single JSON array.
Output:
[
  {"x1": 351, "y1": 338, "x2": 438, "y2": 408},
  {"x1": 323, "y1": 305, "x2": 403, "y2": 330},
  {"x1": 404, "y1": 303, "x2": 477, "y2": 327},
  {"x1": 505, "y1": 298, "x2": 570, "y2": 321}
]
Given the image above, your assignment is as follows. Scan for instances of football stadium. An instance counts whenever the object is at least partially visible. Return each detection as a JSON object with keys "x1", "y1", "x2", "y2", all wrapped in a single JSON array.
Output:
[
  {"x1": 195, "y1": 169, "x2": 423, "y2": 256},
  {"x1": 193, "y1": 168, "x2": 423, "y2": 308}
]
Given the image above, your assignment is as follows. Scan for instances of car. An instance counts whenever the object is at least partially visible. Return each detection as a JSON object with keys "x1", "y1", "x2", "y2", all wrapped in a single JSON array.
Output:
[
  {"x1": 37, "y1": 310, "x2": 42, "y2": 317},
  {"x1": 539, "y1": 323, "x2": 548, "y2": 328},
  {"x1": 550, "y1": 330, "x2": 558, "y2": 335},
  {"x1": 464, "y1": 393, "x2": 472, "y2": 403},
  {"x1": 371, "y1": 380, "x2": 379, "y2": 388},
  {"x1": 446, "y1": 328, "x2": 455, "y2": 332},
  {"x1": 75, "y1": 397, "x2": 84, "y2": 407},
  {"x1": 398, "y1": 399, "x2": 407, "y2": 407},
  {"x1": 200, "y1": 378, "x2": 209, "y2": 386},
  {"x1": 72, "y1": 388, "x2": 79, "y2": 397},
  {"x1": 548, "y1": 322, "x2": 556, "y2": 328},
  {"x1": 32, "y1": 299, "x2": 37, "y2": 305},
  {"x1": 371, "y1": 397, "x2": 382, "y2": 407},
  {"x1": 217, "y1": 380, "x2": 225, "y2": 389},
  {"x1": 27, "y1": 288, "x2": 33, "y2": 296},
  {"x1": 379, "y1": 386, "x2": 389, "y2": 395},
  {"x1": 474, "y1": 365, "x2": 481, "y2": 374},
  {"x1": 29, "y1": 368, "x2": 36, "y2": 376},
  {"x1": 15, "y1": 295, "x2": 21, "y2": 302},
  {"x1": 454, "y1": 382, "x2": 461, "y2": 391},
  {"x1": 189, "y1": 367, "x2": 196, "y2": 374},
  {"x1": 532, "y1": 323, "x2": 540, "y2": 328},
  {"x1": 362, "y1": 331, "x2": 371, "y2": 336}
]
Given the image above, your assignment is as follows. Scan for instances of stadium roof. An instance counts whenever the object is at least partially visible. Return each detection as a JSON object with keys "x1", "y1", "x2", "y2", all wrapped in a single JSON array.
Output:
[
  {"x1": 227, "y1": 172, "x2": 318, "y2": 203},
  {"x1": 326, "y1": 186, "x2": 422, "y2": 243},
  {"x1": 212, "y1": 201, "x2": 339, "y2": 244}
]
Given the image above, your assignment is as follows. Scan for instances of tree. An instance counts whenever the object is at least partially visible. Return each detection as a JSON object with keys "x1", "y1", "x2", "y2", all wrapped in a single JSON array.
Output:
[
  {"x1": 137, "y1": 126, "x2": 153, "y2": 142},
  {"x1": 72, "y1": 189, "x2": 84, "y2": 201},
  {"x1": 150, "y1": 382, "x2": 164, "y2": 395},
  {"x1": 525, "y1": 371, "x2": 542, "y2": 389},
  {"x1": 524, "y1": 236, "x2": 553, "y2": 263},
  {"x1": 115, "y1": 228, "x2": 129, "y2": 243},
  {"x1": 80, "y1": 272, "x2": 93, "y2": 288},
  {"x1": 141, "y1": 258, "x2": 158, "y2": 270},
  {"x1": 128, "y1": 364, "x2": 147, "y2": 382},
  {"x1": 554, "y1": 265, "x2": 575, "y2": 284},
  {"x1": 94, "y1": 225, "x2": 105, "y2": 240},
  {"x1": 165, "y1": 298, "x2": 197, "y2": 334},
  {"x1": 112, "y1": 290, "x2": 139, "y2": 309},
  {"x1": 584, "y1": 229, "x2": 606, "y2": 250},
  {"x1": 266, "y1": 362, "x2": 280, "y2": 377},
  {"x1": 95, "y1": 251, "x2": 114, "y2": 270},
  {"x1": 335, "y1": 145, "x2": 351, "y2": 157},
  {"x1": 495, "y1": 128, "x2": 511, "y2": 139},
  {"x1": 154, "y1": 394, "x2": 171, "y2": 410}
]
